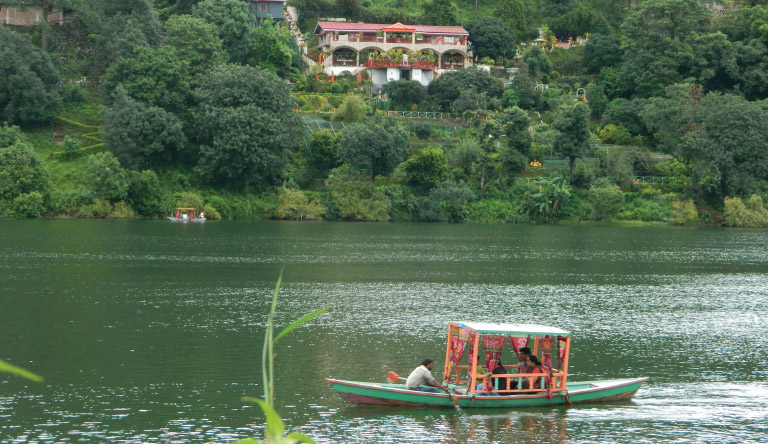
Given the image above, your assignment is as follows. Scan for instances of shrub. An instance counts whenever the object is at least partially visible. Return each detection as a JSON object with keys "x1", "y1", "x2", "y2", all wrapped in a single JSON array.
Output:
[
  {"x1": 670, "y1": 199, "x2": 698, "y2": 225},
  {"x1": 465, "y1": 199, "x2": 521, "y2": 223},
  {"x1": 10, "y1": 192, "x2": 45, "y2": 218},
  {"x1": 108, "y1": 201, "x2": 136, "y2": 219},
  {"x1": 588, "y1": 181, "x2": 624, "y2": 221},
  {"x1": 174, "y1": 191, "x2": 205, "y2": 212},
  {"x1": 325, "y1": 165, "x2": 391, "y2": 221},
  {"x1": 413, "y1": 124, "x2": 433, "y2": 140},
  {"x1": 416, "y1": 180, "x2": 475, "y2": 222},
  {"x1": 205, "y1": 196, "x2": 230, "y2": 219},
  {"x1": 571, "y1": 162, "x2": 595, "y2": 189},
  {"x1": 331, "y1": 95, "x2": 367, "y2": 122},
  {"x1": 723, "y1": 195, "x2": 768, "y2": 227},
  {"x1": 62, "y1": 136, "x2": 81, "y2": 152},
  {"x1": 274, "y1": 187, "x2": 325, "y2": 221},
  {"x1": 380, "y1": 184, "x2": 415, "y2": 221},
  {"x1": 86, "y1": 152, "x2": 129, "y2": 202},
  {"x1": 202, "y1": 203, "x2": 222, "y2": 220},
  {"x1": 76, "y1": 198, "x2": 112, "y2": 218},
  {"x1": 502, "y1": 89, "x2": 520, "y2": 109},
  {"x1": 402, "y1": 146, "x2": 449, "y2": 193},
  {"x1": 127, "y1": 170, "x2": 165, "y2": 217}
]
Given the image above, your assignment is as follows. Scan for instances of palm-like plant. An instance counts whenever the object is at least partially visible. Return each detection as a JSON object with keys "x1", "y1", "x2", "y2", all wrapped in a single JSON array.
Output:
[{"x1": 532, "y1": 176, "x2": 570, "y2": 223}]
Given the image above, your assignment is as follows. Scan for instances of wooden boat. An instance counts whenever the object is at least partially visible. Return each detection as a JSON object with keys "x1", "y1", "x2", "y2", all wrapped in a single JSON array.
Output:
[
  {"x1": 327, "y1": 322, "x2": 647, "y2": 408},
  {"x1": 168, "y1": 207, "x2": 206, "y2": 222}
]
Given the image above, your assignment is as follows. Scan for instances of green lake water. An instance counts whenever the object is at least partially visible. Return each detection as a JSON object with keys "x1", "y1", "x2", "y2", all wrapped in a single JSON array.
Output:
[{"x1": 1, "y1": 220, "x2": 767, "y2": 443}]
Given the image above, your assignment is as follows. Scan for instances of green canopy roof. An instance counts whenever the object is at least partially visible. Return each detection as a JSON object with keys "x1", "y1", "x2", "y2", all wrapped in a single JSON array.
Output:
[{"x1": 452, "y1": 322, "x2": 570, "y2": 337}]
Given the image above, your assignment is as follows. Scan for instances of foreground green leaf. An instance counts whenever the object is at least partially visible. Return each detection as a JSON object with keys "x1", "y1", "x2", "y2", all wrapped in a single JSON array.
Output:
[{"x1": 0, "y1": 359, "x2": 44, "y2": 382}]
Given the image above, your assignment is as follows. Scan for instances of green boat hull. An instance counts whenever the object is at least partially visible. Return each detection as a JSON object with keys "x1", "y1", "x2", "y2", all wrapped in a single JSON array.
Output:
[{"x1": 326, "y1": 377, "x2": 648, "y2": 408}]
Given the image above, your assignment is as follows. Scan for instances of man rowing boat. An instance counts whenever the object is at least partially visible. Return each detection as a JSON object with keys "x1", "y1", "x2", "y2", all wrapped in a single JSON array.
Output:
[{"x1": 405, "y1": 358, "x2": 451, "y2": 394}]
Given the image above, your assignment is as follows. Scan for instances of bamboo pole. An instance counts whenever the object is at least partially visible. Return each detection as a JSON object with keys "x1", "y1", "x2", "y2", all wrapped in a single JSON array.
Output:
[
  {"x1": 443, "y1": 324, "x2": 454, "y2": 383},
  {"x1": 468, "y1": 330, "x2": 480, "y2": 394}
]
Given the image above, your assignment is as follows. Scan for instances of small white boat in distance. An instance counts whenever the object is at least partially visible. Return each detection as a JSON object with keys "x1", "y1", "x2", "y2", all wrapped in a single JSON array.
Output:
[{"x1": 168, "y1": 208, "x2": 206, "y2": 222}]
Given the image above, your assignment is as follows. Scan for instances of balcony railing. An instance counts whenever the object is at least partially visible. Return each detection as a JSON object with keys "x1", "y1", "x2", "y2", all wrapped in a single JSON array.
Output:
[
  {"x1": 365, "y1": 60, "x2": 437, "y2": 70},
  {"x1": 332, "y1": 59, "x2": 357, "y2": 66},
  {"x1": 440, "y1": 62, "x2": 465, "y2": 69}
]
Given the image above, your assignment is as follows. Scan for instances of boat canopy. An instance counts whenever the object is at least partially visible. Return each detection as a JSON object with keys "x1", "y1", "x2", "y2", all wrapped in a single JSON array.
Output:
[{"x1": 451, "y1": 322, "x2": 571, "y2": 337}]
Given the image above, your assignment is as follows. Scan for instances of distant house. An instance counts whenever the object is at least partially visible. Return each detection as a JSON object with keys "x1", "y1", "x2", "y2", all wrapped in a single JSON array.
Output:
[
  {"x1": 250, "y1": 0, "x2": 285, "y2": 24},
  {"x1": 313, "y1": 21, "x2": 471, "y2": 88},
  {"x1": 0, "y1": 2, "x2": 71, "y2": 26}
]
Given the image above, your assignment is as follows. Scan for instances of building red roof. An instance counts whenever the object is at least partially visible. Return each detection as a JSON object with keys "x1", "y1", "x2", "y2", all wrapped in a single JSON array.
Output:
[
  {"x1": 314, "y1": 22, "x2": 468, "y2": 36},
  {"x1": 381, "y1": 22, "x2": 416, "y2": 33}
]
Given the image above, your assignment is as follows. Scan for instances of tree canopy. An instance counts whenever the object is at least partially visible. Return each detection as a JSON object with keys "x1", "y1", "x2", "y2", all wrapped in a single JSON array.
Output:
[
  {"x1": 0, "y1": 26, "x2": 61, "y2": 126},
  {"x1": 465, "y1": 17, "x2": 516, "y2": 62},
  {"x1": 338, "y1": 115, "x2": 409, "y2": 180},
  {"x1": 192, "y1": 65, "x2": 302, "y2": 189}
]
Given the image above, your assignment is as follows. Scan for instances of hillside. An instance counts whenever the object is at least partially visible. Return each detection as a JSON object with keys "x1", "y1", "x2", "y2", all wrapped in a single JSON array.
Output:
[{"x1": 1, "y1": 0, "x2": 768, "y2": 226}]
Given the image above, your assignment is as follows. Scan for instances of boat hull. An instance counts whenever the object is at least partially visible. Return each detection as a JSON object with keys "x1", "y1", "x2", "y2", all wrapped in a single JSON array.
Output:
[
  {"x1": 167, "y1": 217, "x2": 206, "y2": 222},
  {"x1": 326, "y1": 377, "x2": 647, "y2": 408}
]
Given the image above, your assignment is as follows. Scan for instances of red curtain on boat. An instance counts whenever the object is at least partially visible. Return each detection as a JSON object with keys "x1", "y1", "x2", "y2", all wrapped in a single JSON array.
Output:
[
  {"x1": 467, "y1": 331, "x2": 477, "y2": 370},
  {"x1": 509, "y1": 336, "x2": 529, "y2": 354},
  {"x1": 542, "y1": 353, "x2": 552, "y2": 369},
  {"x1": 482, "y1": 336, "x2": 506, "y2": 370},
  {"x1": 541, "y1": 336, "x2": 553, "y2": 352},
  {"x1": 444, "y1": 327, "x2": 469, "y2": 382}
]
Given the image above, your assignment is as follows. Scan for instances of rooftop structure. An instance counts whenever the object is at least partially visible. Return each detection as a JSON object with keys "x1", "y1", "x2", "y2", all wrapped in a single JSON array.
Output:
[
  {"x1": 313, "y1": 21, "x2": 472, "y2": 88},
  {"x1": 250, "y1": 0, "x2": 285, "y2": 23}
]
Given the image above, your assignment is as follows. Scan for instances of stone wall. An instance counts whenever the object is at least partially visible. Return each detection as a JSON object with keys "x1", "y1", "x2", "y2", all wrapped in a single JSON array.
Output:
[{"x1": 1, "y1": 5, "x2": 66, "y2": 26}]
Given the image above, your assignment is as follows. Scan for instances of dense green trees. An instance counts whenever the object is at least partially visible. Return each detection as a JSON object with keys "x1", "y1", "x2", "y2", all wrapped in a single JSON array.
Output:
[
  {"x1": 305, "y1": 130, "x2": 341, "y2": 179},
  {"x1": 428, "y1": 67, "x2": 503, "y2": 111},
  {"x1": 102, "y1": 46, "x2": 191, "y2": 113},
  {"x1": 465, "y1": 17, "x2": 516, "y2": 62},
  {"x1": 401, "y1": 146, "x2": 449, "y2": 192},
  {"x1": 248, "y1": 19, "x2": 295, "y2": 77},
  {"x1": 86, "y1": 152, "x2": 130, "y2": 202},
  {"x1": 522, "y1": 46, "x2": 552, "y2": 78},
  {"x1": 338, "y1": 115, "x2": 408, "y2": 180},
  {"x1": 102, "y1": 87, "x2": 187, "y2": 169},
  {"x1": 0, "y1": 26, "x2": 61, "y2": 126},
  {"x1": 552, "y1": 103, "x2": 592, "y2": 177},
  {"x1": 193, "y1": 65, "x2": 302, "y2": 189},
  {"x1": 192, "y1": 0, "x2": 252, "y2": 63},
  {"x1": 421, "y1": 0, "x2": 459, "y2": 26},
  {"x1": 641, "y1": 85, "x2": 768, "y2": 198},
  {"x1": 384, "y1": 80, "x2": 427, "y2": 109},
  {"x1": 164, "y1": 14, "x2": 226, "y2": 75},
  {"x1": 4, "y1": 0, "x2": 768, "y2": 224},
  {"x1": 0, "y1": 127, "x2": 51, "y2": 217}
]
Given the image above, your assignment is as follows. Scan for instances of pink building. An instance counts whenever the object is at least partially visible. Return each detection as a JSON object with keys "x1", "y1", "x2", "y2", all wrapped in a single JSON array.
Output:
[{"x1": 314, "y1": 21, "x2": 471, "y2": 88}]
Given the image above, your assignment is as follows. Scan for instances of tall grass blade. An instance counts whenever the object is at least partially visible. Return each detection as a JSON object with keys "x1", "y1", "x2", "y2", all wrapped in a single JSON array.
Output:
[{"x1": 273, "y1": 308, "x2": 328, "y2": 344}]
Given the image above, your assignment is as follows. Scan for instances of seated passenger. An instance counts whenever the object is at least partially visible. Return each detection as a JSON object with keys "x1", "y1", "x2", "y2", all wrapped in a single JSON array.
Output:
[
  {"x1": 477, "y1": 361, "x2": 509, "y2": 395},
  {"x1": 525, "y1": 355, "x2": 545, "y2": 390}
]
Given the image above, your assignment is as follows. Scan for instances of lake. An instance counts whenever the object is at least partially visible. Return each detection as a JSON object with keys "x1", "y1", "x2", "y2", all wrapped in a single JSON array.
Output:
[{"x1": 1, "y1": 220, "x2": 767, "y2": 443}]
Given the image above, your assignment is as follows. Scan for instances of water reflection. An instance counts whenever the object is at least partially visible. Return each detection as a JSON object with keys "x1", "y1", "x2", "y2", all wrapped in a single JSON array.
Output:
[
  {"x1": 443, "y1": 410, "x2": 567, "y2": 444},
  {"x1": 2, "y1": 221, "x2": 768, "y2": 443}
]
